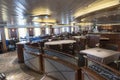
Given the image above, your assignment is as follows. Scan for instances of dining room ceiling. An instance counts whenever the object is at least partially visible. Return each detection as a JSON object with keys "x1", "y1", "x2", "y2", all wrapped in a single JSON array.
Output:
[
  {"x1": 0, "y1": 0, "x2": 119, "y2": 27},
  {"x1": 76, "y1": 4, "x2": 120, "y2": 24},
  {"x1": 0, "y1": 0, "x2": 96, "y2": 26}
]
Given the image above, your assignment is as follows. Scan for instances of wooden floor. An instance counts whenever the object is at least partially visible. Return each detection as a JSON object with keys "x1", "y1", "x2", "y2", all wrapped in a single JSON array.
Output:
[{"x1": 0, "y1": 51, "x2": 43, "y2": 80}]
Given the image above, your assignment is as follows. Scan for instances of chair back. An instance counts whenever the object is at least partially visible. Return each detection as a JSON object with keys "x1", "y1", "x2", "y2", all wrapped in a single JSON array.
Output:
[{"x1": 87, "y1": 34, "x2": 100, "y2": 48}]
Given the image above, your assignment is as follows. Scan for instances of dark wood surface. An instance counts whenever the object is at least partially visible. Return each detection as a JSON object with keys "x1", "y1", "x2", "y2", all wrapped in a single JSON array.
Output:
[
  {"x1": 87, "y1": 35, "x2": 100, "y2": 48},
  {"x1": 16, "y1": 41, "x2": 28, "y2": 63},
  {"x1": 0, "y1": 28, "x2": 7, "y2": 52},
  {"x1": 27, "y1": 28, "x2": 34, "y2": 36},
  {"x1": 89, "y1": 32, "x2": 120, "y2": 51},
  {"x1": 16, "y1": 43, "x2": 24, "y2": 63},
  {"x1": 8, "y1": 28, "x2": 18, "y2": 39}
]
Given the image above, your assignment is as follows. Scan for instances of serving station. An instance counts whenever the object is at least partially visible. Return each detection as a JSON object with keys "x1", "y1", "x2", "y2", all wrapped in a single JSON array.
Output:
[{"x1": 80, "y1": 48, "x2": 120, "y2": 80}]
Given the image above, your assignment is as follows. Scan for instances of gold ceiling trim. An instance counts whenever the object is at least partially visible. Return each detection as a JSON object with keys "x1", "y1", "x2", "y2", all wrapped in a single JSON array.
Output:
[
  {"x1": 32, "y1": 8, "x2": 51, "y2": 16},
  {"x1": 32, "y1": 18, "x2": 56, "y2": 23},
  {"x1": 74, "y1": 0, "x2": 120, "y2": 18},
  {"x1": 97, "y1": 23, "x2": 120, "y2": 26}
]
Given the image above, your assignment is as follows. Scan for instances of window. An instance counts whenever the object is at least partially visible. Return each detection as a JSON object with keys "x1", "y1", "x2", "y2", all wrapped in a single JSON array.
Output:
[
  {"x1": 46, "y1": 27, "x2": 50, "y2": 35},
  {"x1": 34, "y1": 28, "x2": 41, "y2": 36},
  {"x1": 18, "y1": 28, "x2": 27, "y2": 38},
  {"x1": 54, "y1": 28, "x2": 59, "y2": 34}
]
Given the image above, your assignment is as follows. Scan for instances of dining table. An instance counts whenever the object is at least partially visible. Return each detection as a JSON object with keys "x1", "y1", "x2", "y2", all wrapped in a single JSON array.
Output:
[
  {"x1": 72, "y1": 36, "x2": 86, "y2": 39},
  {"x1": 80, "y1": 48, "x2": 120, "y2": 64},
  {"x1": 45, "y1": 40, "x2": 76, "y2": 45},
  {"x1": 45, "y1": 40, "x2": 76, "y2": 54}
]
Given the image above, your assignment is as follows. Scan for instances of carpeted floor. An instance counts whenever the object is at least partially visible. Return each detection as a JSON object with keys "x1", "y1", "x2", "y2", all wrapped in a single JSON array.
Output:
[{"x1": 0, "y1": 51, "x2": 43, "y2": 80}]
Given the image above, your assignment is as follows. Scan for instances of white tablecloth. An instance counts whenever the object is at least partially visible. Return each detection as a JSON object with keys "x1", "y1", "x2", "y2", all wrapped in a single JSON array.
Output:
[
  {"x1": 45, "y1": 40, "x2": 76, "y2": 45},
  {"x1": 72, "y1": 36, "x2": 86, "y2": 39},
  {"x1": 80, "y1": 48, "x2": 120, "y2": 64},
  {"x1": 80, "y1": 48, "x2": 120, "y2": 58}
]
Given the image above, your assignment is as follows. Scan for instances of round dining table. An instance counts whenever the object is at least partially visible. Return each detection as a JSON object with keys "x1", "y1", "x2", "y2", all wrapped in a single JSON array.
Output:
[
  {"x1": 72, "y1": 36, "x2": 86, "y2": 39},
  {"x1": 45, "y1": 40, "x2": 76, "y2": 54},
  {"x1": 45, "y1": 40, "x2": 76, "y2": 45}
]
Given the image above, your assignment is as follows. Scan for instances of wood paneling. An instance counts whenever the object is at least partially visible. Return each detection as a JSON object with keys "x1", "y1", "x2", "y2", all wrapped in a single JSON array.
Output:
[
  {"x1": 50, "y1": 25, "x2": 54, "y2": 35},
  {"x1": 89, "y1": 32, "x2": 120, "y2": 51},
  {"x1": 27, "y1": 28, "x2": 34, "y2": 36},
  {"x1": 16, "y1": 42, "x2": 28, "y2": 63},
  {"x1": 98, "y1": 25, "x2": 120, "y2": 32},
  {"x1": 8, "y1": 28, "x2": 18, "y2": 39},
  {"x1": 41, "y1": 27, "x2": 45, "y2": 35}
]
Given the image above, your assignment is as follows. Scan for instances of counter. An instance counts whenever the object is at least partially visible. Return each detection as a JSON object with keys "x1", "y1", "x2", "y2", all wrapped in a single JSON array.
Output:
[
  {"x1": 16, "y1": 41, "x2": 29, "y2": 63},
  {"x1": 88, "y1": 32, "x2": 120, "y2": 51}
]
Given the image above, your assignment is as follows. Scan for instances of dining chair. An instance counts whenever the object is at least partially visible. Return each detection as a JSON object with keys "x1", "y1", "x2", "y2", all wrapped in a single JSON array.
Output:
[{"x1": 87, "y1": 34, "x2": 100, "y2": 48}]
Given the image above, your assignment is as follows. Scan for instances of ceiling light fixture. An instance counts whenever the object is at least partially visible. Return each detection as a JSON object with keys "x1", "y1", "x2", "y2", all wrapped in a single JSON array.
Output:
[{"x1": 32, "y1": 15, "x2": 56, "y2": 23}]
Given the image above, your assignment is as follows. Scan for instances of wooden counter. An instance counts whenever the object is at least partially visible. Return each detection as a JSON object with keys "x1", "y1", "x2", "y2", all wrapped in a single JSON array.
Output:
[
  {"x1": 16, "y1": 41, "x2": 29, "y2": 63},
  {"x1": 89, "y1": 32, "x2": 120, "y2": 51}
]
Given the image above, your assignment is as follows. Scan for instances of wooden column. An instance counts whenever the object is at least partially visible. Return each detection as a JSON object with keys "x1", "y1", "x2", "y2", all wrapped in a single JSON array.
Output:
[
  {"x1": 73, "y1": 27, "x2": 75, "y2": 32},
  {"x1": 69, "y1": 26, "x2": 71, "y2": 33},
  {"x1": 0, "y1": 28, "x2": 7, "y2": 52},
  {"x1": 50, "y1": 25, "x2": 54, "y2": 35},
  {"x1": 41, "y1": 27, "x2": 45, "y2": 35}
]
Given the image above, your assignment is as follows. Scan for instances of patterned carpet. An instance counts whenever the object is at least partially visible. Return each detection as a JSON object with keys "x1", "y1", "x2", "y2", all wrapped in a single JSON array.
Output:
[{"x1": 0, "y1": 51, "x2": 43, "y2": 80}]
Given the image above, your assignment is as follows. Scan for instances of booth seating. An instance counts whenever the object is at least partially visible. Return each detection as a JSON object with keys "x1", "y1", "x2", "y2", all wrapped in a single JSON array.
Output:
[
  {"x1": 41, "y1": 48, "x2": 82, "y2": 80},
  {"x1": 23, "y1": 44, "x2": 44, "y2": 73},
  {"x1": 6, "y1": 39, "x2": 19, "y2": 51},
  {"x1": 29, "y1": 35, "x2": 50, "y2": 43}
]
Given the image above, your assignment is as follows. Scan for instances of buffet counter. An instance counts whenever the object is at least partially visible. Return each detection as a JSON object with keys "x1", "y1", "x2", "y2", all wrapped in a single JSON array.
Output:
[
  {"x1": 88, "y1": 32, "x2": 120, "y2": 51},
  {"x1": 89, "y1": 32, "x2": 120, "y2": 35}
]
